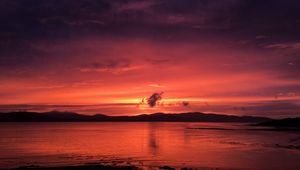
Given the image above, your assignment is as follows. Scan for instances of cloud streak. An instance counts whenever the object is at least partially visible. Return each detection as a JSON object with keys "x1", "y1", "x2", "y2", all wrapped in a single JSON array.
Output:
[{"x1": 79, "y1": 59, "x2": 139, "y2": 74}]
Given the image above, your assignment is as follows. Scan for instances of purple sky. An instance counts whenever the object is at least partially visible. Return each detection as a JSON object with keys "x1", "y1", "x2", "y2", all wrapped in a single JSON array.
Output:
[{"x1": 0, "y1": 0, "x2": 300, "y2": 118}]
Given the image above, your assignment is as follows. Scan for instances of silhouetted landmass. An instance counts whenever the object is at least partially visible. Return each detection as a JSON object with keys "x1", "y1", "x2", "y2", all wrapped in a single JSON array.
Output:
[
  {"x1": 0, "y1": 111, "x2": 272, "y2": 122},
  {"x1": 255, "y1": 118, "x2": 300, "y2": 127}
]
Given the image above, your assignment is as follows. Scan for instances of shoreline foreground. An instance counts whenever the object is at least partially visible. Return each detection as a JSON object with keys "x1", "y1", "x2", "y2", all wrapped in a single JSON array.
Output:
[
  {"x1": 1, "y1": 164, "x2": 140, "y2": 170},
  {"x1": 0, "y1": 163, "x2": 236, "y2": 170}
]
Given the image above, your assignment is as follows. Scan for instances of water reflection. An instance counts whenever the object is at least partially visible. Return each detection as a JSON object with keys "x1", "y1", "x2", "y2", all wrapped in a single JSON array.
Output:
[
  {"x1": 0, "y1": 122, "x2": 299, "y2": 170},
  {"x1": 148, "y1": 123, "x2": 159, "y2": 156}
]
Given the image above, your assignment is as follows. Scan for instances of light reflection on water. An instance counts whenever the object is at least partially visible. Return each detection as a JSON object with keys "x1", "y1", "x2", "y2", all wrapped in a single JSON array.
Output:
[{"x1": 0, "y1": 122, "x2": 299, "y2": 170}]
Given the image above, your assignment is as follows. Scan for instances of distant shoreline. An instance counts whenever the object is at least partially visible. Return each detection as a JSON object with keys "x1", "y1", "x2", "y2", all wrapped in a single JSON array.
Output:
[{"x1": 0, "y1": 111, "x2": 272, "y2": 123}]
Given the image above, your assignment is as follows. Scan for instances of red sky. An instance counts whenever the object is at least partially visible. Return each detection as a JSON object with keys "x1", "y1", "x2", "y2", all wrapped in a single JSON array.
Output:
[{"x1": 0, "y1": 0, "x2": 300, "y2": 118}]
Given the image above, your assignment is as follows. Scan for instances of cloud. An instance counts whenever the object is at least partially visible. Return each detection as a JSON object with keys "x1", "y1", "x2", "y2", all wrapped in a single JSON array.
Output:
[
  {"x1": 148, "y1": 84, "x2": 165, "y2": 88},
  {"x1": 115, "y1": 0, "x2": 158, "y2": 12},
  {"x1": 79, "y1": 59, "x2": 139, "y2": 74},
  {"x1": 147, "y1": 92, "x2": 163, "y2": 107},
  {"x1": 182, "y1": 101, "x2": 189, "y2": 107},
  {"x1": 2, "y1": 0, "x2": 300, "y2": 46},
  {"x1": 263, "y1": 42, "x2": 300, "y2": 50}
]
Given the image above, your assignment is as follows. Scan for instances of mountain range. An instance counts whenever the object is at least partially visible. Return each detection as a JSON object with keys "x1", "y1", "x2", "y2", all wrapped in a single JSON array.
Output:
[{"x1": 0, "y1": 111, "x2": 272, "y2": 122}]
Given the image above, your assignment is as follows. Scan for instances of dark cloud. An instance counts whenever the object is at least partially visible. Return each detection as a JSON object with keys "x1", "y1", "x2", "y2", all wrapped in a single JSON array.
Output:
[
  {"x1": 0, "y1": 0, "x2": 112, "y2": 33},
  {"x1": 1, "y1": 0, "x2": 300, "y2": 73},
  {"x1": 79, "y1": 59, "x2": 135, "y2": 74},
  {"x1": 234, "y1": 0, "x2": 300, "y2": 35},
  {"x1": 182, "y1": 101, "x2": 190, "y2": 107},
  {"x1": 1, "y1": 0, "x2": 300, "y2": 44},
  {"x1": 147, "y1": 92, "x2": 163, "y2": 107}
]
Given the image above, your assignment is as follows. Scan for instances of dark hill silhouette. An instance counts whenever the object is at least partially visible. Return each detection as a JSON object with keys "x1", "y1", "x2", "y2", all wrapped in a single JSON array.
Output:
[
  {"x1": 0, "y1": 111, "x2": 272, "y2": 122},
  {"x1": 255, "y1": 118, "x2": 300, "y2": 127}
]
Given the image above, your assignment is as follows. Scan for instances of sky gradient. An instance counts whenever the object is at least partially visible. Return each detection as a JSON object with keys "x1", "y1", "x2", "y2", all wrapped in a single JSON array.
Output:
[{"x1": 0, "y1": 0, "x2": 300, "y2": 118}]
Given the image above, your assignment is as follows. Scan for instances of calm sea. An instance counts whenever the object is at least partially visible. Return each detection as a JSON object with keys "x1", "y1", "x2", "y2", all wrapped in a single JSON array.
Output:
[{"x1": 0, "y1": 122, "x2": 299, "y2": 170}]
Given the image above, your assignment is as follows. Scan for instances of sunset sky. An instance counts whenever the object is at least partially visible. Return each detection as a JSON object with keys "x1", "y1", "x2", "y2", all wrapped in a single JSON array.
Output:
[{"x1": 0, "y1": 0, "x2": 300, "y2": 117}]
